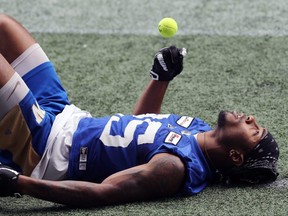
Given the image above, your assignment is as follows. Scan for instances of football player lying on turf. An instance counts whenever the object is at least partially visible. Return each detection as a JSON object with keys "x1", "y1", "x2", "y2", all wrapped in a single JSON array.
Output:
[{"x1": 0, "y1": 14, "x2": 279, "y2": 207}]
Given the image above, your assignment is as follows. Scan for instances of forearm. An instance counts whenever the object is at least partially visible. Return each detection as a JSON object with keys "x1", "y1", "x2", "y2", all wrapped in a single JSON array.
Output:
[
  {"x1": 133, "y1": 80, "x2": 169, "y2": 115},
  {"x1": 17, "y1": 176, "x2": 115, "y2": 207},
  {"x1": 14, "y1": 153, "x2": 184, "y2": 207},
  {"x1": 133, "y1": 46, "x2": 185, "y2": 115}
]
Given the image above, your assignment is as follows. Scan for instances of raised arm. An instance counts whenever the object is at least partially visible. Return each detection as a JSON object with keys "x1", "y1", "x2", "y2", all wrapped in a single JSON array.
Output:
[
  {"x1": 0, "y1": 153, "x2": 185, "y2": 207},
  {"x1": 133, "y1": 46, "x2": 186, "y2": 115},
  {"x1": 133, "y1": 80, "x2": 169, "y2": 115}
]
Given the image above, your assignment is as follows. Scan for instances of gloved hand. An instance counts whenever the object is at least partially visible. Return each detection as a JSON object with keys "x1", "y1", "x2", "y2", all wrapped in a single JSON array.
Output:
[
  {"x1": 150, "y1": 45, "x2": 187, "y2": 81},
  {"x1": 0, "y1": 163, "x2": 21, "y2": 197}
]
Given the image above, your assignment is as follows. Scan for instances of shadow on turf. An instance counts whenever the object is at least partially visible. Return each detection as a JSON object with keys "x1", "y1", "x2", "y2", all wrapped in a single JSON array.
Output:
[
  {"x1": 1, "y1": 203, "x2": 126, "y2": 213},
  {"x1": 0, "y1": 196, "x2": 179, "y2": 214},
  {"x1": 0, "y1": 204, "x2": 76, "y2": 214}
]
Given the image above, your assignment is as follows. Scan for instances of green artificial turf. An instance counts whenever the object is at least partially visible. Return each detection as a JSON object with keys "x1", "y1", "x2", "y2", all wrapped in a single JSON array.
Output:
[
  {"x1": 1, "y1": 33, "x2": 287, "y2": 215},
  {"x1": 1, "y1": 0, "x2": 288, "y2": 214}
]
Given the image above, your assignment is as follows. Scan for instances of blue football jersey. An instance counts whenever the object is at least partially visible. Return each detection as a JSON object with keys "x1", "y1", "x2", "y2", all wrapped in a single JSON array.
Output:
[{"x1": 68, "y1": 113, "x2": 215, "y2": 195}]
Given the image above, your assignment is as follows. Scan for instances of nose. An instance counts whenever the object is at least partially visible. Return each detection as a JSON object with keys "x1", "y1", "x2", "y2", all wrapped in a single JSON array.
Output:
[{"x1": 245, "y1": 115, "x2": 256, "y2": 124}]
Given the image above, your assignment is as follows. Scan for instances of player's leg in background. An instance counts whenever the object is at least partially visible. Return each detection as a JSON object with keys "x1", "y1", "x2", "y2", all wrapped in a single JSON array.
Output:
[
  {"x1": 0, "y1": 14, "x2": 69, "y2": 174},
  {"x1": 0, "y1": 15, "x2": 38, "y2": 173},
  {"x1": 0, "y1": 14, "x2": 36, "y2": 64},
  {"x1": 0, "y1": 13, "x2": 35, "y2": 90},
  {"x1": 0, "y1": 54, "x2": 15, "y2": 88},
  {"x1": 0, "y1": 14, "x2": 32, "y2": 120},
  {"x1": 0, "y1": 14, "x2": 32, "y2": 118},
  {"x1": 0, "y1": 50, "x2": 34, "y2": 174},
  {"x1": 0, "y1": 13, "x2": 39, "y2": 119},
  {"x1": 0, "y1": 13, "x2": 70, "y2": 115}
]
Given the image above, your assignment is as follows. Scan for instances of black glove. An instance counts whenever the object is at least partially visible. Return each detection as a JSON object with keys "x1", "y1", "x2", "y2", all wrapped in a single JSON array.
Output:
[
  {"x1": 0, "y1": 163, "x2": 21, "y2": 197},
  {"x1": 150, "y1": 45, "x2": 187, "y2": 81}
]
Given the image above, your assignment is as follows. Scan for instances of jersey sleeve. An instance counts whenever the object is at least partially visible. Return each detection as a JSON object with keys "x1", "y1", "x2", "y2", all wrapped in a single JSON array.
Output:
[{"x1": 145, "y1": 116, "x2": 216, "y2": 195}]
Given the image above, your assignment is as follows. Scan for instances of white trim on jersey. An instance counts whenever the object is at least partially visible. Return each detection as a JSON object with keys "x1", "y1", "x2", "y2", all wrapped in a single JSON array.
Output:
[
  {"x1": 31, "y1": 104, "x2": 92, "y2": 180},
  {"x1": 11, "y1": 43, "x2": 49, "y2": 77},
  {"x1": 0, "y1": 72, "x2": 29, "y2": 120}
]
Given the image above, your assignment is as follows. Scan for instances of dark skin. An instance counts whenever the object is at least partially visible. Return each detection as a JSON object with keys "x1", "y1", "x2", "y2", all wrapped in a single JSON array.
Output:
[
  {"x1": 199, "y1": 116, "x2": 267, "y2": 171},
  {"x1": 17, "y1": 153, "x2": 184, "y2": 207},
  {"x1": 14, "y1": 80, "x2": 185, "y2": 207},
  {"x1": 0, "y1": 14, "x2": 185, "y2": 207},
  {"x1": 0, "y1": 14, "x2": 268, "y2": 207}
]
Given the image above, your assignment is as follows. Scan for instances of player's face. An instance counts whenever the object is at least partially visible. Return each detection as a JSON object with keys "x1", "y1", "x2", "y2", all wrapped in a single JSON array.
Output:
[{"x1": 216, "y1": 111, "x2": 267, "y2": 152}]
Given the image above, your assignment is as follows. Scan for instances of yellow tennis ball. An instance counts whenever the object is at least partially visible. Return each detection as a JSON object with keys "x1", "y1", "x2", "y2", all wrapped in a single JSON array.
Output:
[{"x1": 158, "y1": 18, "x2": 178, "y2": 38}]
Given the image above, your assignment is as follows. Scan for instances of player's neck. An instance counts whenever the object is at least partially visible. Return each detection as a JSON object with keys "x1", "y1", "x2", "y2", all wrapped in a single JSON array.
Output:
[{"x1": 198, "y1": 131, "x2": 233, "y2": 171}]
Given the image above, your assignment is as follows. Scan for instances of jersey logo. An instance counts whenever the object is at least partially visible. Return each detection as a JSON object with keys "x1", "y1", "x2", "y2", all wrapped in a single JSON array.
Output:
[
  {"x1": 79, "y1": 147, "x2": 88, "y2": 171},
  {"x1": 165, "y1": 132, "x2": 182, "y2": 145},
  {"x1": 177, "y1": 116, "x2": 194, "y2": 128},
  {"x1": 6, "y1": 81, "x2": 21, "y2": 101},
  {"x1": 32, "y1": 103, "x2": 46, "y2": 124},
  {"x1": 181, "y1": 130, "x2": 192, "y2": 136},
  {"x1": 168, "y1": 124, "x2": 176, "y2": 129}
]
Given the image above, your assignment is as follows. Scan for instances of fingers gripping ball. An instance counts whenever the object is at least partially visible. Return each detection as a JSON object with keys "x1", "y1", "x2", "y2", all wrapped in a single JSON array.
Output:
[
  {"x1": 150, "y1": 46, "x2": 187, "y2": 81},
  {"x1": 0, "y1": 163, "x2": 21, "y2": 197},
  {"x1": 158, "y1": 18, "x2": 178, "y2": 38}
]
